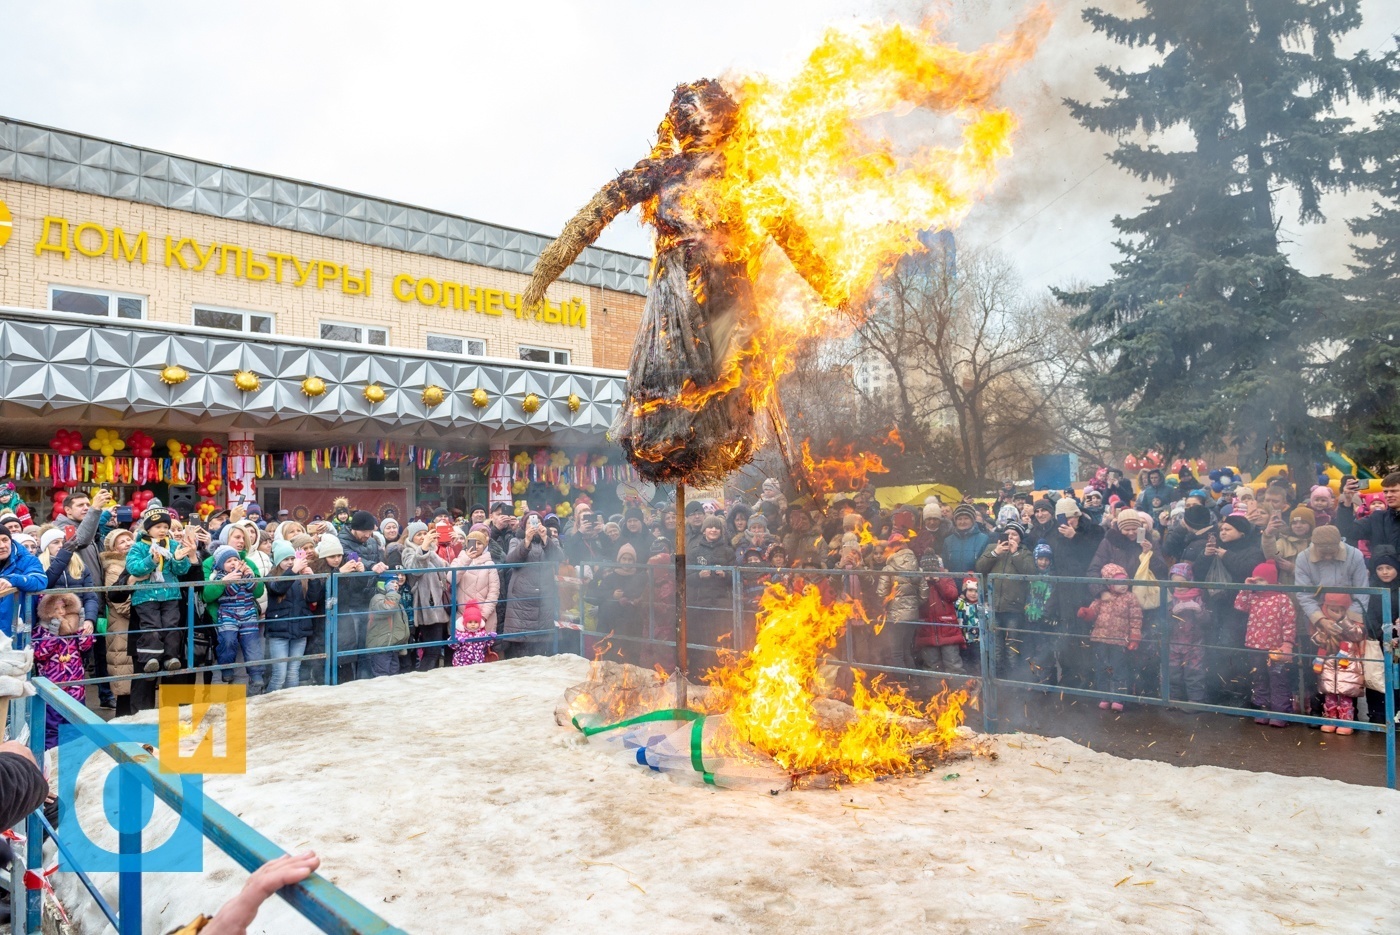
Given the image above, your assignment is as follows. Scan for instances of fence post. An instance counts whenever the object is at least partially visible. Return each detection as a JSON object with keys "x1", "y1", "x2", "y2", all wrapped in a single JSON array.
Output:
[
  {"x1": 1158, "y1": 582, "x2": 1171, "y2": 704},
  {"x1": 185, "y1": 585, "x2": 197, "y2": 671},
  {"x1": 1385, "y1": 586, "x2": 1395, "y2": 790},
  {"x1": 577, "y1": 569, "x2": 587, "y2": 657},
  {"x1": 731, "y1": 565, "x2": 744, "y2": 655},
  {"x1": 117, "y1": 758, "x2": 143, "y2": 935},
  {"x1": 978, "y1": 574, "x2": 997, "y2": 733},
  {"x1": 326, "y1": 574, "x2": 338, "y2": 687},
  {"x1": 24, "y1": 694, "x2": 45, "y2": 935}
]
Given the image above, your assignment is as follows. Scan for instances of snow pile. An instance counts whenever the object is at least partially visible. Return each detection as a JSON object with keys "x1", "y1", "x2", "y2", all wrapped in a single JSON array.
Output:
[{"x1": 52, "y1": 655, "x2": 1400, "y2": 933}]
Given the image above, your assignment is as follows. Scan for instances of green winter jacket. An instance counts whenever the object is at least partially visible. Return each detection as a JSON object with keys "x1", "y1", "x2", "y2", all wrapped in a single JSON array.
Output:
[
  {"x1": 200, "y1": 551, "x2": 266, "y2": 606},
  {"x1": 125, "y1": 535, "x2": 193, "y2": 606},
  {"x1": 974, "y1": 544, "x2": 1037, "y2": 614}
]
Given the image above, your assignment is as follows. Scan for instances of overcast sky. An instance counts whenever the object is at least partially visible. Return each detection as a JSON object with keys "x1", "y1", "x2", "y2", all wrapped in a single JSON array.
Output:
[{"x1": 2, "y1": 0, "x2": 1396, "y2": 295}]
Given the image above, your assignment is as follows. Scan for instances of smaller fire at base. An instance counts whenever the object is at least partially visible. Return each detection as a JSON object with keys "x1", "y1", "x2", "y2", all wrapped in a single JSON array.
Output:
[{"x1": 561, "y1": 583, "x2": 986, "y2": 791}]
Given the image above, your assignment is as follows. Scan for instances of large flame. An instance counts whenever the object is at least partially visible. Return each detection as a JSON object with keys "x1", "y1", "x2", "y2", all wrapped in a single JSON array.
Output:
[
  {"x1": 639, "y1": 5, "x2": 1051, "y2": 434},
  {"x1": 703, "y1": 583, "x2": 968, "y2": 784}
]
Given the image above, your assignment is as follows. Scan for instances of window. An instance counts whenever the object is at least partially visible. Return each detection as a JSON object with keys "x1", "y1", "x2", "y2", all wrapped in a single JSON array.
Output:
[
  {"x1": 194, "y1": 305, "x2": 273, "y2": 335},
  {"x1": 49, "y1": 285, "x2": 145, "y2": 320},
  {"x1": 519, "y1": 344, "x2": 570, "y2": 366},
  {"x1": 427, "y1": 333, "x2": 486, "y2": 357},
  {"x1": 320, "y1": 321, "x2": 388, "y2": 346}
]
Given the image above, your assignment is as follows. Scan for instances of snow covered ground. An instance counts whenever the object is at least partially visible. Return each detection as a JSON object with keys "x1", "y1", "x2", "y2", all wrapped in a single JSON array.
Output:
[{"x1": 51, "y1": 655, "x2": 1400, "y2": 933}]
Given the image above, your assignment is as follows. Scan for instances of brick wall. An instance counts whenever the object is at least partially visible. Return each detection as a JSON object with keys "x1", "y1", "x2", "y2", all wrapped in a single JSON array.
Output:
[{"x1": 0, "y1": 179, "x2": 646, "y2": 370}]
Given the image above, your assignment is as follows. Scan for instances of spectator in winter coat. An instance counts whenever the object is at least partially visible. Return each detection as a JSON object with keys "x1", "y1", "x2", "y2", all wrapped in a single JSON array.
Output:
[
  {"x1": 0, "y1": 527, "x2": 45, "y2": 638},
  {"x1": 1306, "y1": 486, "x2": 1337, "y2": 527},
  {"x1": 1336, "y1": 472, "x2": 1400, "y2": 556},
  {"x1": 689, "y1": 516, "x2": 735, "y2": 657},
  {"x1": 1049, "y1": 498, "x2": 1105, "y2": 687},
  {"x1": 451, "y1": 526, "x2": 501, "y2": 634},
  {"x1": 1294, "y1": 525, "x2": 1369, "y2": 624},
  {"x1": 204, "y1": 545, "x2": 265, "y2": 693},
  {"x1": 487, "y1": 503, "x2": 517, "y2": 599},
  {"x1": 1363, "y1": 554, "x2": 1400, "y2": 726},
  {"x1": 99, "y1": 529, "x2": 135, "y2": 714},
  {"x1": 1078, "y1": 563, "x2": 1141, "y2": 709},
  {"x1": 38, "y1": 527, "x2": 98, "y2": 627},
  {"x1": 1198, "y1": 513, "x2": 1268, "y2": 704},
  {"x1": 1163, "y1": 504, "x2": 1216, "y2": 571},
  {"x1": 914, "y1": 552, "x2": 963, "y2": 673},
  {"x1": 1080, "y1": 488, "x2": 1107, "y2": 527},
  {"x1": 975, "y1": 526, "x2": 1036, "y2": 663},
  {"x1": 1102, "y1": 469, "x2": 1136, "y2": 510},
  {"x1": 336, "y1": 511, "x2": 387, "y2": 680},
  {"x1": 942, "y1": 504, "x2": 991, "y2": 575},
  {"x1": 52, "y1": 488, "x2": 112, "y2": 600},
  {"x1": 911, "y1": 498, "x2": 952, "y2": 563},
  {"x1": 33, "y1": 591, "x2": 94, "y2": 748},
  {"x1": 500, "y1": 512, "x2": 564, "y2": 658},
  {"x1": 875, "y1": 541, "x2": 926, "y2": 671},
  {"x1": 125, "y1": 510, "x2": 196, "y2": 672},
  {"x1": 400, "y1": 525, "x2": 454, "y2": 672},
  {"x1": 1088, "y1": 510, "x2": 1168, "y2": 594},
  {"x1": 1166, "y1": 563, "x2": 1208, "y2": 704},
  {"x1": 1313, "y1": 592, "x2": 1366, "y2": 731},
  {"x1": 1234, "y1": 561, "x2": 1295, "y2": 726},
  {"x1": 263, "y1": 540, "x2": 323, "y2": 692},
  {"x1": 782, "y1": 507, "x2": 824, "y2": 568},
  {"x1": 596, "y1": 543, "x2": 646, "y2": 657},
  {"x1": 366, "y1": 574, "x2": 410, "y2": 677},
  {"x1": 1261, "y1": 506, "x2": 1315, "y2": 585},
  {"x1": 1023, "y1": 543, "x2": 1060, "y2": 683},
  {"x1": 1135, "y1": 470, "x2": 1176, "y2": 512},
  {"x1": 1025, "y1": 499, "x2": 1058, "y2": 549}
]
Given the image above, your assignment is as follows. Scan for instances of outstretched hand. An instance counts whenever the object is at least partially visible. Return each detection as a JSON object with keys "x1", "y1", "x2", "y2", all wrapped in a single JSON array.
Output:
[{"x1": 201, "y1": 851, "x2": 321, "y2": 935}]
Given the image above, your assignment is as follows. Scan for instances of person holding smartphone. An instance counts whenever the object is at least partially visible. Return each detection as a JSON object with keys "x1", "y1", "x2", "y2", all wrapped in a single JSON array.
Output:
[{"x1": 499, "y1": 511, "x2": 564, "y2": 659}]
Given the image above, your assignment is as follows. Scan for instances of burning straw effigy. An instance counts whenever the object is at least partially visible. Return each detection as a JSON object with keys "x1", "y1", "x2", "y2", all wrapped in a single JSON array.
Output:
[{"x1": 531, "y1": 4, "x2": 1050, "y2": 787}]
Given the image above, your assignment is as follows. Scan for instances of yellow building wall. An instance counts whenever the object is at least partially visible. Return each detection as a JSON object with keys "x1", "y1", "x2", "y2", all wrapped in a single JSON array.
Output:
[{"x1": 0, "y1": 179, "x2": 647, "y2": 369}]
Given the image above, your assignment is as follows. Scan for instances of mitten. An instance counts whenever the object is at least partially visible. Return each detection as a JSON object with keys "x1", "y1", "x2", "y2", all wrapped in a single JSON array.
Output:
[{"x1": 1127, "y1": 640, "x2": 1139, "y2": 652}]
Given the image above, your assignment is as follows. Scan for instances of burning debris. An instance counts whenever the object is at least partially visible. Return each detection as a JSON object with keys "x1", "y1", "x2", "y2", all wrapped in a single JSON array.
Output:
[
  {"x1": 524, "y1": 6, "x2": 1050, "y2": 485},
  {"x1": 562, "y1": 585, "x2": 978, "y2": 789}
]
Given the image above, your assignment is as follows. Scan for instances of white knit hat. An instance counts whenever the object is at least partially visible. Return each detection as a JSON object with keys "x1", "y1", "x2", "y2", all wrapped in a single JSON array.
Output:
[
  {"x1": 39, "y1": 528, "x2": 67, "y2": 553},
  {"x1": 314, "y1": 534, "x2": 344, "y2": 559},
  {"x1": 923, "y1": 497, "x2": 943, "y2": 520}
]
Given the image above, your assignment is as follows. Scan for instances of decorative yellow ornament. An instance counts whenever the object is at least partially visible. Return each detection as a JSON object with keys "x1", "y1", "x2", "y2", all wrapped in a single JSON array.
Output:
[
  {"x1": 301, "y1": 376, "x2": 327, "y2": 397},
  {"x1": 567, "y1": 393, "x2": 581, "y2": 413},
  {"x1": 512, "y1": 479, "x2": 528, "y2": 495},
  {"x1": 233, "y1": 370, "x2": 261, "y2": 392},
  {"x1": 363, "y1": 384, "x2": 386, "y2": 404},
  {"x1": 160, "y1": 364, "x2": 189, "y2": 385},
  {"x1": 471, "y1": 388, "x2": 489, "y2": 408},
  {"x1": 521, "y1": 393, "x2": 541, "y2": 414},
  {"x1": 421, "y1": 385, "x2": 446, "y2": 407}
]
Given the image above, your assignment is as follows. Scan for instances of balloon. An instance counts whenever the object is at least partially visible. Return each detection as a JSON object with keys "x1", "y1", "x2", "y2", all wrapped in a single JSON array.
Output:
[
  {"x1": 126, "y1": 430, "x2": 155, "y2": 458},
  {"x1": 49, "y1": 429, "x2": 84, "y2": 456},
  {"x1": 89, "y1": 428, "x2": 125, "y2": 458},
  {"x1": 167, "y1": 439, "x2": 192, "y2": 460}
]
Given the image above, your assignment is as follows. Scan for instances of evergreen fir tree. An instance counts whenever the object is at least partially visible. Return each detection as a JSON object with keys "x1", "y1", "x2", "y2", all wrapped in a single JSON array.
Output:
[
  {"x1": 1334, "y1": 111, "x2": 1400, "y2": 468},
  {"x1": 1057, "y1": 0, "x2": 1398, "y2": 474}
]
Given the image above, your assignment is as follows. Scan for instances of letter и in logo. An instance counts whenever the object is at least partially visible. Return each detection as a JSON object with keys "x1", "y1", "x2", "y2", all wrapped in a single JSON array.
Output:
[{"x1": 158, "y1": 683, "x2": 247, "y2": 775}]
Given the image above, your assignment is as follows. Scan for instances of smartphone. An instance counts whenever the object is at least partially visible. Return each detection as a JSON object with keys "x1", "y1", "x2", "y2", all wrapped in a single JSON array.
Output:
[
  {"x1": 347, "y1": 551, "x2": 360, "y2": 563},
  {"x1": 527, "y1": 515, "x2": 541, "y2": 529},
  {"x1": 294, "y1": 549, "x2": 306, "y2": 561},
  {"x1": 1136, "y1": 526, "x2": 1146, "y2": 544},
  {"x1": 437, "y1": 523, "x2": 452, "y2": 544}
]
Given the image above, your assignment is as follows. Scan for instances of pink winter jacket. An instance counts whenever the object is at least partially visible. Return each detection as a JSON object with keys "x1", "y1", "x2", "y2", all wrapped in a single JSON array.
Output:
[{"x1": 451, "y1": 549, "x2": 501, "y2": 633}]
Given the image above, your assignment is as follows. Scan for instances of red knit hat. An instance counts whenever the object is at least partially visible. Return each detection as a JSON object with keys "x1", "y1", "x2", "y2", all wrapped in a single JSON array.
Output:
[
  {"x1": 1321, "y1": 592, "x2": 1352, "y2": 609},
  {"x1": 1251, "y1": 561, "x2": 1278, "y2": 585}
]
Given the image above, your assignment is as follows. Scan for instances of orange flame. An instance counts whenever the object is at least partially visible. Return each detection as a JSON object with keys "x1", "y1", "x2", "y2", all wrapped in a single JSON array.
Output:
[
  {"x1": 634, "y1": 5, "x2": 1050, "y2": 451},
  {"x1": 703, "y1": 583, "x2": 967, "y2": 784}
]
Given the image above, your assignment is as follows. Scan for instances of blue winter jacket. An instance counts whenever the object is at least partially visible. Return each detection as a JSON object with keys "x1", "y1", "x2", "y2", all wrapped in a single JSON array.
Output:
[
  {"x1": 942, "y1": 527, "x2": 992, "y2": 575},
  {"x1": 0, "y1": 546, "x2": 47, "y2": 636}
]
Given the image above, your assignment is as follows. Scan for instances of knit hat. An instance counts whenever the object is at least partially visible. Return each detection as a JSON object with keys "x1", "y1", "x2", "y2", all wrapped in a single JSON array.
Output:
[
  {"x1": 1289, "y1": 506, "x2": 1316, "y2": 529},
  {"x1": 1055, "y1": 498, "x2": 1081, "y2": 518},
  {"x1": 748, "y1": 513, "x2": 768, "y2": 530},
  {"x1": 1310, "y1": 525, "x2": 1342, "y2": 552},
  {"x1": 212, "y1": 546, "x2": 240, "y2": 571},
  {"x1": 603, "y1": 521, "x2": 621, "y2": 537},
  {"x1": 290, "y1": 534, "x2": 315, "y2": 553},
  {"x1": 381, "y1": 517, "x2": 400, "y2": 536},
  {"x1": 1101, "y1": 563, "x2": 1128, "y2": 579},
  {"x1": 1082, "y1": 487, "x2": 1102, "y2": 501},
  {"x1": 996, "y1": 504, "x2": 1020, "y2": 526},
  {"x1": 686, "y1": 501, "x2": 704, "y2": 516},
  {"x1": 1310, "y1": 485, "x2": 1333, "y2": 500},
  {"x1": 466, "y1": 525, "x2": 489, "y2": 547},
  {"x1": 702, "y1": 515, "x2": 725, "y2": 532},
  {"x1": 349, "y1": 510, "x2": 377, "y2": 532},
  {"x1": 376, "y1": 571, "x2": 399, "y2": 591},
  {"x1": 1169, "y1": 562, "x2": 1193, "y2": 579},
  {"x1": 961, "y1": 576, "x2": 979, "y2": 593},
  {"x1": 1033, "y1": 542, "x2": 1053, "y2": 560},
  {"x1": 1251, "y1": 561, "x2": 1278, "y2": 584},
  {"x1": 404, "y1": 521, "x2": 429, "y2": 543},
  {"x1": 1220, "y1": 515, "x2": 1253, "y2": 536},
  {"x1": 1114, "y1": 509, "x2": 1145, "y2": 531},
  {"x1": 0, "y1": 513, "x2": 18, "y2": 528},
  {"x1": 952, "y1": 503, "x2": 978, "y2": 522},
  {"x1": 1321, "y1": 591, "x2": 1352, "y2": 609},
  {"x1": 10, "y1": 532, "x2": 33, "y2": 549},
  {"x1": 1183, "y1": 504, "x2": 1213, "y2": 530},
  {"x1": 272, "y1": 540, "x2": 296, "y2": 565},
  {"x1": 103, "y1": 528, "x2": 133, "y2": 551},
  {"x1": 1372, "y1": 553, "x2": 1400, "y2": 575},
  {"x1": 470, "y1": 503, "x2": 487, "y2": 517},
  {"x1": 143, "y1": 508, "x2": 173, "y2": 531},
  {"x1": 922, "y1": 497, "x2": 943, "y2": 520},
  {"x1": 1033, "y1": 498, "x2": 1054, "y2": 514},
  {"x1": 616, "y1": 543, "x2": 637, "y2": 563},
  {"x1": 314, "y1": 534, "x2": 344, "y2": 559},
  {"x1": 763, "y1": 477, "x2": 781, "y2": 493},
  {"x1": 649, "y1": 538, "x2": 671, "y2": 556},
  {"x1": 39, "y1": 528, "x2": 65, "y2": 553}
]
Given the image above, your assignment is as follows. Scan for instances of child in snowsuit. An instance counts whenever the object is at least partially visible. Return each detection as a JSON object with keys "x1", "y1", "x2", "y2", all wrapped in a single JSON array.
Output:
[
  {"x1": 203, "y1": 545, "x2": 266, "y2": 693},
  {"x1": 125, "y1": 509, "x2": 194, "y2": 674},
  {"x1": 33, "y1": 592, "x2": 94, "y2": 748},
  {"x1": 367, "y1": 573, "x2": 410, "y2": 677},
  {"x1": 1166, "y1": 562, "x2": 1208, "y2": 704},
  {"x1": 1234, "y1": 561, "x2": 1295, "y2": 726},
  {"x1": 955, "y1": 577, "x2": 983, "y2": 671},
  {"x1": 1078, "y1": 563, "x2": 1142, "y2": 710},
  {"x1": 1313, "y1": 591, "x2": 1365, "y2": 733},
  {"x1": 1023, "y1": 543, "x2": 1059, "y2": 683}
]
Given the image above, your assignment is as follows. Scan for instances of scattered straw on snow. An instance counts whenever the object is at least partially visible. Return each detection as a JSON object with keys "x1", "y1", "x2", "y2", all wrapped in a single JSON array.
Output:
[{"x1": 50, "y1": 655, "x2": 1400, "y2": 933}]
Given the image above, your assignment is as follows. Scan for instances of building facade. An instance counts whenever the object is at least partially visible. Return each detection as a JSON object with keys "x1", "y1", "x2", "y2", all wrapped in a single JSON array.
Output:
[{"x1": 0, "y1": 117, "x2": 653, "y2": 522}]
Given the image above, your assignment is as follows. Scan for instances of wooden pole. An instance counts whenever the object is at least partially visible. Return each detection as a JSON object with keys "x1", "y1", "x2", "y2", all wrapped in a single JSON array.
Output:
[{"x1": 674, "y1": 483, "x2": 689, "y2": 710}]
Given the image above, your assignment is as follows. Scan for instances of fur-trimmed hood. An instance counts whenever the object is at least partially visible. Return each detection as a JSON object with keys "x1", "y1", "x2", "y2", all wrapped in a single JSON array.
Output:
[{"x1": 36, "y1": 592, "x2": 83, "y2": 632}]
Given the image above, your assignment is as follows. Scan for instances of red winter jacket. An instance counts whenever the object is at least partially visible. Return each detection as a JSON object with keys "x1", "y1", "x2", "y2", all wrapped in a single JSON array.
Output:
[
  {"x1": 1234, "y1": 590, "x2": 1296, "y2": 652},
  {"x1": 916, "y1": 577, "x2": 964, "y2": 648},
  {"x1": 1079, "y1": 589, "x2": 1142, "y2": 648}
]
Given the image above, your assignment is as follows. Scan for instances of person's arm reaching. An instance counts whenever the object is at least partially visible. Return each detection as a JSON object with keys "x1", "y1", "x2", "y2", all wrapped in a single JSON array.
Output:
[{"x1": 0, "y1": 743, "x2": 47, "y2": 831}]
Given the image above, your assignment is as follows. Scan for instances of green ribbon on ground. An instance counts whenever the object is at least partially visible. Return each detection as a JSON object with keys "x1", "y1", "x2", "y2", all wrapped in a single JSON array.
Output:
[{"x1": 571, "y1": 707, "x2": 716, "y2": 784}]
